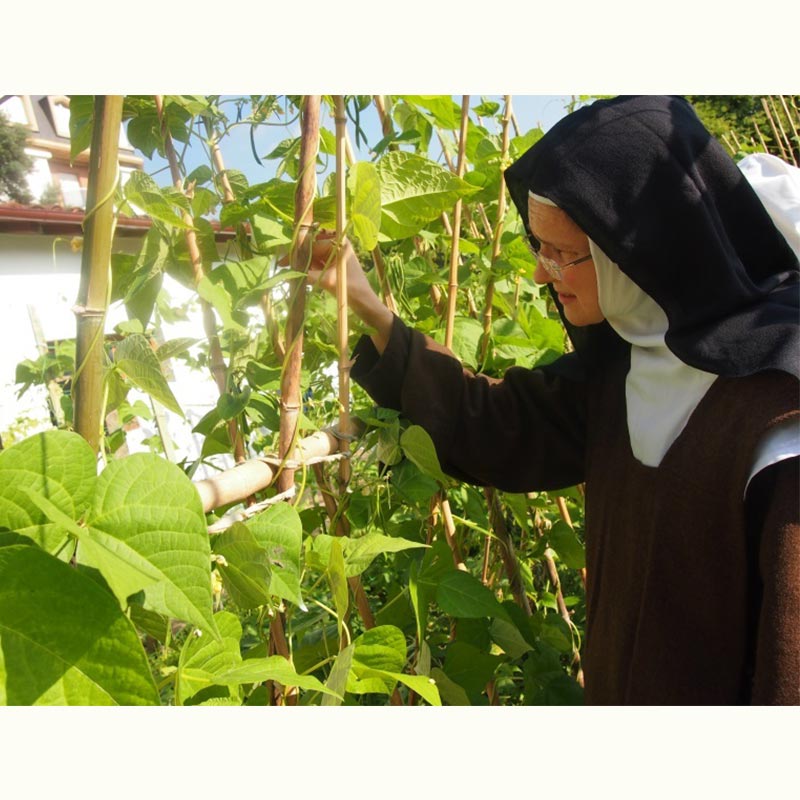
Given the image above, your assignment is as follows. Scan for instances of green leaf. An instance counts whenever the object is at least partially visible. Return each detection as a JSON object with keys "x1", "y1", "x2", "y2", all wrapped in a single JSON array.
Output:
[
  {"x1": 408, "y1": 538, "x2": 454, "y2": 640},
  {"x1": 383, "y1": 670, "x2": 441, "y2": 706},
  {"x1": 210, "y1": 256, "x2": 273, "y2": 308},
  {"x1": 347, "y1": 162, "x2": 381, "y2": 251},
  {"x1": 129, "y1": 603, "x2": 170, "y2": 644},
  {"x1": 537, "y1": 612, "x2": 573, "y2": 654},
  {"x1": 216, "y1": 388, "x2": 251, "y2": 421},
  {"x1": 0, "y1": 430, "x2": 96, "y2": 553},
  {"x1": 0, "y1": 546, "x2": 159, "y2": 705},
  {"x1": 348, "y1": 625, "x2": 406, "y2": 695},
  {"x1": 24, "y1": 487, "x2": 164, "y2": 605},
  {"x1": 114, "y1": 334, "x2": 183, "y2": 417},
  {"x1": 327, "y1": 538, "x2": 349, "y2": 639},
  {"x1": 377, "y1": 151, "x2": 478, "y2": 240},
  {"x1": 118, "y1": 228, "x2": 169, "y2": 310},
  {"x1": 306, "y1": 532, "x2": 425, "y2": 579},
  {"x1": 449, "y1": 316, "x2": 484, "y2": 370},
  {"x1": 342, "y1": 532, "x2": 427, "y2": 577},
  {"x1": 68, "y1": 95, "x2": 94, "y2": 162},
  {"x1": 86, "y1": 454, "x2": 218, "y2": 639},
  {"x1": 429, "y1": 667, "x2": 471, "y2": 706},
  {"x1": 400, "y1": 95, "x2": 460, "y2": 130},
  {"x1": 490, "y1": 616, "x2": 534, "y2": 659},
  {"x1": 197, "y1": 275, "x2": 246, "y2": 332},
  {"x1": 522, "y1": 645, "x2": 583, "y2": 706},
  {"x1": 252, "y1": 214, "x2": 291, "y2": 251},
  {"x1": 155, "y1": 337, "x2": 198, "y2": 362},
  {"x1": 212, "y1": 523, "x2": 272, "y2": 610},
  {"x1": 436, "y1": 570, "x2": 510, "y2": 621},
  {"x1": 443, "y1": 641, "x2": 504, "y2": 702},
  {"x1": 390, "y1": 460, "x2": 439, "y2": 507},
  {"x1": 548, "y1": 521, "x2": 585, "y2": 569},
  {"x1": 246, "y1": 503, "x2": 305, "y2": 610},
  {"x1": 377, "y1": 418, "x2": 403, "y2": 466},
  {"x1": 212, "y1": 657, "x2": 341, "y2": 700},
  {"x1": 176, "y1": 611, "x2": 242, "y2": 706},
  {"x1": 123, "y1": 171, "x2": 192, "y2": 229},
  {"x1": 321, "y1": 643, "x2": 354, "y2": 707},
  {"x1": 400, "y1": 425, "x2": 450, "y2": 485}
]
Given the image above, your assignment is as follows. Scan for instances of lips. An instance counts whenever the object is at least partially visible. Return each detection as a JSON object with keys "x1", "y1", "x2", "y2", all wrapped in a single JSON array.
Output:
[{"x1": 558, "y1": 292, "x2": 577, "y2": 304}]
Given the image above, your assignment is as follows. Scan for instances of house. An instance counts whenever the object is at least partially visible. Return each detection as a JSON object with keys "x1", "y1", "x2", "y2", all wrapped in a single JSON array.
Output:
[{"x1": 1, "y1": 94, "x2": 142, "y2": 208}]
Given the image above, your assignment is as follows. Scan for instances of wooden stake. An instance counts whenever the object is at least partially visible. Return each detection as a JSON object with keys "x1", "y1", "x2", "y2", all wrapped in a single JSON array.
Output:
[
  {"x1": 74, "y1": 95, "x2": 123, "y2": 454},
  {"x1": 778, "y1": 95, "x2": 800, "y2": 154},
  {"x1": 334, "y1": 96, "x2": 352, "y2": 488},
  {"x1": 444, "y1": 96, "x2": 470, "y2": 351},
  {"x1": 769, "y1": 95, "x2": 797, "y2": 166},
  {"x1": 761, "y1": 97, "x2": 790, "y2": 162},
  {"x1": 154, "y1": 96, "x2": 246, "y2": 464},
  {"x1": 481, "y1": 95, "x2": 513, "y2": 364},
  {"x1": 277, "y1": 96, "x2": 321, "y2": 494},
  {"x1": 753, "y1": 120, "x2": 769, "y2": 153}
]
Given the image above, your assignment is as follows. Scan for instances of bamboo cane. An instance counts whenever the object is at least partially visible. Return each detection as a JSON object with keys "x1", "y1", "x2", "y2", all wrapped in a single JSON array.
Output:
[
  {"x1": 768, "y1": 96, "x2": 797, "y2": 166},
  {"x1": 481, "y1": 96, "x2": 513, "y2": 364},
  {"x1": 754, "y1": 120, "x2": 769, "y2": 154},
  {"x1": 276, "y1": 96, "x2": 321, "y2": 495},
  {"x1": 334, "y1": 96, "x2": 352, "y2": 488},
  {"x1": 205, "y1": 119, "x2": 236, "y2": 204},
  {"x1": 373, "y1": 95, "x2": 394, "y2": 142},
  {"x1": 721, "y1": 133, "x2": 735, "y2": 156},
  {"x1": 73, "y1": 95, "x2": 123, "y2": 454},
  {"x1": 268, "y1": 95, "x2": 320, "y2": 705},
  {"x1": 556, "y1": 495, "x2": 587, "y2": 589},
  {"x1": 342, "y1": 104, "x2": 397, "y2": 314},
  {"x1": 154, "y1": 96, "x2": 246, "y2": 464},
  {"x1": 778, "y1": 95, "x2": 800, "y2": 153},
  {"x1": 761, "y1": 97, "x2": 789, "y2": 162},
  {"x1": 195, "y1": 427, "x2": 343, "y2": 512},
  {"x1": 444, "y1": 95, "x2": 470, "y2": 351},
  {"x1": 432, "y1": 98, "x2": 472, "y2": 575}
]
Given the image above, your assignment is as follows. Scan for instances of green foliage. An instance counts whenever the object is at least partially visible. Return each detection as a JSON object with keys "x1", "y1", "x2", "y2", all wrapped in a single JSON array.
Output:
[
  {"x1": 0, "y1": 110, "x2": 33, "y2": 203},
  {"x1": 4, "y1": 95, "x2": 589, "y2": 706}
]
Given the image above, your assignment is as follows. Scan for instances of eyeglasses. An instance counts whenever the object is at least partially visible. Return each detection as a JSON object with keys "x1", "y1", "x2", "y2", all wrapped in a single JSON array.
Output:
[{"x1": 525, "y1": 233, "x2": 592, "y2": 281}]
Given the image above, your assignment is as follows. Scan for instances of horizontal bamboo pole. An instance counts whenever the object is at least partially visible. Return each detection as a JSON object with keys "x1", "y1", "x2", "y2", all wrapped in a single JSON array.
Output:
[{"x1": 196, "y1": 428, "x2": 343, "y2": 513}]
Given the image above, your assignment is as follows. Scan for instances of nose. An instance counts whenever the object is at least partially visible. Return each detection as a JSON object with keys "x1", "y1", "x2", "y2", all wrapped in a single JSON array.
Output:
[{"x1": 533, "y1": 259, "x2": 553, "y2": 285}]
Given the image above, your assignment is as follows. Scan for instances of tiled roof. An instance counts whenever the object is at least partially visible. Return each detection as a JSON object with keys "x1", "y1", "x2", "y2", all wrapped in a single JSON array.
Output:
[{"x1": 0, "y1": 202, "x2": 236, "y2": 239}]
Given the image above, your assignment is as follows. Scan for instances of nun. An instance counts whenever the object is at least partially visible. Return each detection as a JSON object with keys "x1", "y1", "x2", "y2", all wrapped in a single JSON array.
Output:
[{"x1": 309, "y1": 95, "x2": 800, "y2": 705}]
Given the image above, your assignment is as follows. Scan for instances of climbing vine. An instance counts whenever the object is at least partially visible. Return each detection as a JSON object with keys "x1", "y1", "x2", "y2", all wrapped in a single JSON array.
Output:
[{"x1": 1, "y1": 95, "x2": 588, "y2": 705}]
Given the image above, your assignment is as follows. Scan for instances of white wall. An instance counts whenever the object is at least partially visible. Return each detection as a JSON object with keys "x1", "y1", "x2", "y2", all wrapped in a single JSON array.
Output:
[{"x1": 0, "y1": 232, "x2": 231, "y2": 478}]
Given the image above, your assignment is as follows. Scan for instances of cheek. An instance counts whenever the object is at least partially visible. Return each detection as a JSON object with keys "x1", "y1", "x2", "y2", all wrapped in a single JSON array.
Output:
[{"x1": 562, "y1": 269, "x2": 596, "y2": 299}]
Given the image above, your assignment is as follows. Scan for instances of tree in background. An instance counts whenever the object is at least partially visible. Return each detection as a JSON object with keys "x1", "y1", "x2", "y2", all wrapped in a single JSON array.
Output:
[{"x1": 0, "y1": 111, "x2": 33, "y2": 204}]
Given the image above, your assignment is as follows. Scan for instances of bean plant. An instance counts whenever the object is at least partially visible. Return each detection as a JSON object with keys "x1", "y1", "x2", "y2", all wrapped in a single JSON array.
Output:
[{"x1": 0, "y1": 95, "x2": 587, "y2": 705}]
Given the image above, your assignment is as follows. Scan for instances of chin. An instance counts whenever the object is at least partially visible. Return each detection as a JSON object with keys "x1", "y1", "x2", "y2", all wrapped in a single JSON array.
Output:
[{"x1": 564, "y1": 308, "x2": 604, "y2": 327}]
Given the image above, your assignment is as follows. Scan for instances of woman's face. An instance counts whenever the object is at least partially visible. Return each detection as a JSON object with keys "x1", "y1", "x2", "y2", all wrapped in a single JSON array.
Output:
[{"x1": 528, "y1": 197, "x2": 605, "y2": 326}]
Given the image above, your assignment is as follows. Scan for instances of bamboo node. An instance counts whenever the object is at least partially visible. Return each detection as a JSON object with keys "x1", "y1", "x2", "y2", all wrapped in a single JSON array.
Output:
[{"x1": 71, "y1": 305, "x2": 106, "y2": 318}]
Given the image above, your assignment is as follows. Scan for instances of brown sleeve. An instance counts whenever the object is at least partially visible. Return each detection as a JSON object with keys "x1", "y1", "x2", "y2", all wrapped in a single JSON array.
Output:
[
  {"x1": 351, "y1": 315, "x2": 589, "y2": 492},
  {"x1": 746, "y1": 456, "x2": 800, "y2": 705}
]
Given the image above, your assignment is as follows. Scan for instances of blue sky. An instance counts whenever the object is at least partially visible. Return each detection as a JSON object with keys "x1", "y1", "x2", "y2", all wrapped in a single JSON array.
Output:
[{"x1": 144, "y1": 95, "x2": 572, "y2": 186}]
